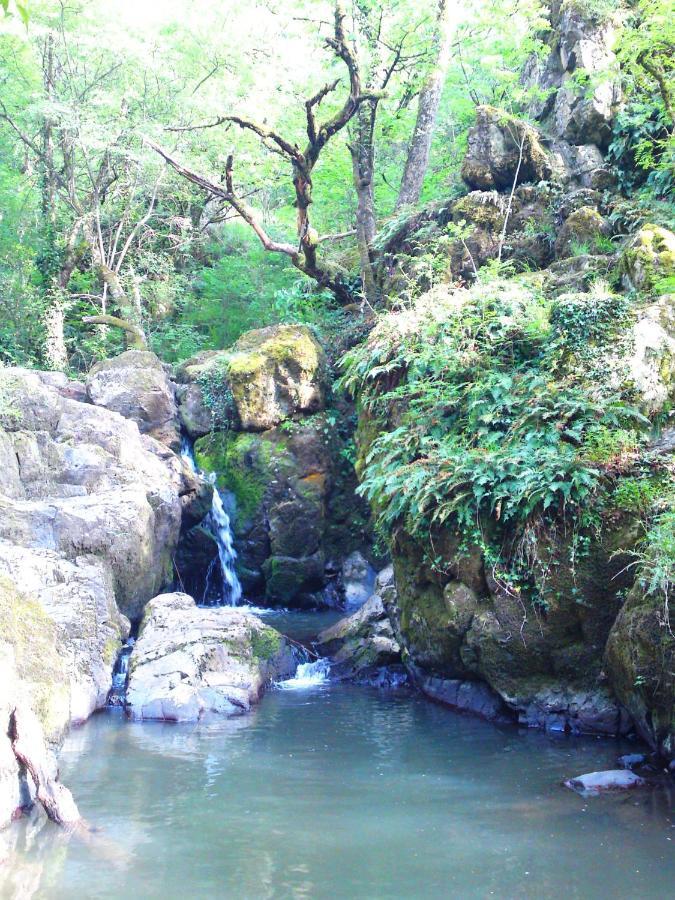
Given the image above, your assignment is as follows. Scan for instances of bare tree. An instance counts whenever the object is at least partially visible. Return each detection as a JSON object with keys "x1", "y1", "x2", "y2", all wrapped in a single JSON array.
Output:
[
  {"x1": 148, "y1": 2, "x2": 387, "y2": 305},
  {"x1": 396, "y1": 0, "x2": 453, "y2": 210}
]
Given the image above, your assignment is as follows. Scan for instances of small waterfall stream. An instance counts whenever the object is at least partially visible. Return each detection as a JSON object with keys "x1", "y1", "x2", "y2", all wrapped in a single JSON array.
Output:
[
  {"x1": 108, "y1": 637, "x2": 135, "y2": 706},
  {"x1": 181, "y1": 439, "x2": 243, "y2": 606}
]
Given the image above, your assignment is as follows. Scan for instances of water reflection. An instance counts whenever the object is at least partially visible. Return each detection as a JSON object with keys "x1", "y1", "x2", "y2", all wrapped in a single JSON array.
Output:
[{"x1": 3, "y1": 686, "x2": 674, "y2": 899}]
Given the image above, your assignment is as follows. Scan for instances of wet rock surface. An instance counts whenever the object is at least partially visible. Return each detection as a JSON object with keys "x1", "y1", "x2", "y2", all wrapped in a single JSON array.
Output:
[
  {"x1": 564, "y1": 769, "x2": 646, "y2": 797},
  {"x1": 126, "y1": 593, "x2": 297, "y2": 721}
]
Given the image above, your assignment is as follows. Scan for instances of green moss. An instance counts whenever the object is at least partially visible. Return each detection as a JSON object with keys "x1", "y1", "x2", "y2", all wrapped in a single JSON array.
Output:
[
  {"x1": 0, "y1": 575, "x2": 69, "y2": 737},
  {"x1": 194, "y1": 431, "x2": 271, "y2": 525},
  {"x1": 621, "y1": 225, "x2": 675, "y2": 293},
  {"x1": 250, "y1": 627, "x2": 282, "y2": 661}
]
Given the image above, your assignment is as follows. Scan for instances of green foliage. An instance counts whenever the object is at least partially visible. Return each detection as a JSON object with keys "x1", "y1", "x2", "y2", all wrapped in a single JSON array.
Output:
[
  {"x1": 636, "y1": 507, "x2": 675, "y2": 607},
  {"x1": 342, "y1": 273, "x2": 649, "y2": 578}
]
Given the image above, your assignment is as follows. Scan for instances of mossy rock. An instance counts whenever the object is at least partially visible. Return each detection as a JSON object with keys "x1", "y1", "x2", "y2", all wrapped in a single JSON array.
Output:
[
  {"x1": 555, "y1": 206, "x2": 608, "y2": 259},
  {"x1": 225, "y1": 325, "x2": 328, "y2": 431},
  {"x1": 605, "y1": 581, "x2": 675, "y2": 760},
  {"x1": 620, "y1": 225, "x2": 675, "y2": 294},
  {"x1": 0, "y1": 576, "x2": 70, "y2": 740}
]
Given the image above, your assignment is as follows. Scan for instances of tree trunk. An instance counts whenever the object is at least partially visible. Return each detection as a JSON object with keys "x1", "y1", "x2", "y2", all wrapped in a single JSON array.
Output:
[
  {"x1": 349, "y1": 103, "x2": 379, "y2": 305},
  {"x1": 396, "y1": 0, "x2": 453, "y2": 210}
]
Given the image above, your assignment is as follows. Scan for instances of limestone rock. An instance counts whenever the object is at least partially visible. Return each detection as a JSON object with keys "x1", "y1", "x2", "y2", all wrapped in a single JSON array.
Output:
[
  {"x1": 0, "y1": 368, "x2": 184, "y2": 621},
  {"x1": 176, "y1": 325, "x2": 328, "y2": 434},
  {"x1": 626, "y1": 296, "x2": 675, "y2": 415},
  {"x1": 341, "y1": 551, "x2": 376, "y2": 610},
  {"x1": 226, "y1": 325, "x2": 328, "y2": 431},
  {"x1": 620, "y1": 225, "x2": 675, "y2": 293},
  {"x1": 86, "y1": 350, "x2": 180, "y2": 449},
  {"x1": 126, "y1": 593, "x2": 296, "y2": 721},
  {"x1": 461, "y1": 107, "x2": 553, "y2": 191}
]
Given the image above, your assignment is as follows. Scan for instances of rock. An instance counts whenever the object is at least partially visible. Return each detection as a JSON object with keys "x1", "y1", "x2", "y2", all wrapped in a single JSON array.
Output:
[
  {"x1": 194, "y1": 423, "x2": 334, "y2": 607},
  {"x1": 316, "y1": 570, "x2": 402, "y2": 681},
  {"x1": 544, "y1": 253, "x2": 612, "y2": 295},
  {"x1": 626, "y1": 296, "x2": 675, "y2": 415},
  {"x1": 554, "y1": 206, "x2": 609, "y2": 258},
  {"x1": 126, "y1": 593, "x2": 296, "y2": 721},
  {"x1": 415, "y1": 674, "x2": 506, "y2": 720},
  {"x1": 618, "y1": 753, "x2": 646, "y2": 770},
  {"x1": 620, "y1": 225, "x2": 675, "y2": 293},
  {"x1": 341, "y1": 551, "x2": 376, "y2": 610},
  {"x1": 461, "y1": 106, "x2": 554, "y2": 191},
  {"x1": 175, "y1": 382, "x2": 214, "y2": 438},
  {"x1": 226, "y1": 325, "x2": 328, "y2": 431},
  {"x1": 86, "y1": 350, "x2": 180, "y2": 449},
  {"x1": 177, "y1": 325, "x2": 328, "y2": 434},
  {"x1": 0, "y1": 368, "x2": 184, "y2": 621},
  {"x1": 524, "y1": 1, "x2": 622, "y2": 150},
  {"x1": 172, "y1": 524, "x2": 219, "y2": 601},
  {"x1": 605, "y1": 580, "x2": 675, "y2": 762},
  {"x1": 564, "y1": 770, "x2": 646, "y2": 797}
]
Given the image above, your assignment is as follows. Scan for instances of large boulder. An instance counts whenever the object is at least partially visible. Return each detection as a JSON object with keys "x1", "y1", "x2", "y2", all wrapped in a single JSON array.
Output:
[
  {"x1": 176, "y1": 325, "x2": 328, "y2": 435},
  {"x1": 126, "y1": 593, "x2": 296, "y2": 721},
  {"x1": 620, "y1": 225, "x2": 675, "y2": 294},
  {"x1": 316, "y1": 566, "x2": 402, "y2": 681},
  {"x1": 0, "y1": 367, "x2": 184, "y2": 621},
  {"x1": 461, "y1": 107, "x2": 554, "y2": 191},
  {"x1": 605, "y1": 580, "x2": 675, "y2": 761},
  {"x1": 523, "y1": 1, "x2": 622, "y2": 149},
  {"x1": 86, "y1": 350, "x2": 180, "y2": 449},
  {"x1": 388, "y1": 514, "x2": 637, "y2": 735}
]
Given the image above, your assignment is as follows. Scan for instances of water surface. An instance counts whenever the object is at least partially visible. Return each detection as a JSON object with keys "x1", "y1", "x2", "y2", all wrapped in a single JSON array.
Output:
[{"x1": 4, "y1": 683, "x2": 674, "y2": 899}]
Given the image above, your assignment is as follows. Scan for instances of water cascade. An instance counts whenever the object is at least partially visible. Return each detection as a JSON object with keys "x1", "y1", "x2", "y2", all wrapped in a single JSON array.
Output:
[
  {"x1": 108, "y1": 637, "x2": 135, "y2": 706},
  {"x1": 277, "y1": 657, "x2": 331, "y2": 690},
  {"x1": 181, "y1": 439, "x2": 243, "y2": 606}
]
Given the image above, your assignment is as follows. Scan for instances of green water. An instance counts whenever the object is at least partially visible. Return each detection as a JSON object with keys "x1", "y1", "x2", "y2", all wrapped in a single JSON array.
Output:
[{"x1": 3, "y1": 681, "x2": 674, "y2": 899}]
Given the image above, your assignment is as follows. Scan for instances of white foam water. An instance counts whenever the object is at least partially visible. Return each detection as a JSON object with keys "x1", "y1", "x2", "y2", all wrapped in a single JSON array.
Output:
[
  {"x1": 276, "y1": 657, "x2": 331, "y2": 690},
  {"x1": 181, "y1": 439, "x2": 243, "y2": 606}
]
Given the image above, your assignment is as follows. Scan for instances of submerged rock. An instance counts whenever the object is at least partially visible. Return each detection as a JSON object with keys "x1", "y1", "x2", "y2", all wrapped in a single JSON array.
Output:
[
  {"x1": 126, "y1": 593, "x2": 296, "y2": 721},
  {"x1": 564, "y1": 770, "x2": 646, "y2": 797}
]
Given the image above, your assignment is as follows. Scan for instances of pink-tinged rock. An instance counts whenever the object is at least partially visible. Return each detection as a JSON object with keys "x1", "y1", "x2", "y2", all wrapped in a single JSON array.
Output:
[{"x1": 564, "y1": 769, "x2": 646, "y2": 796}]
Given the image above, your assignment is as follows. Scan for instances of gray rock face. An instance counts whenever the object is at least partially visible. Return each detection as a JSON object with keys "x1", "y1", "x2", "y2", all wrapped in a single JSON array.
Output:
[
  {"x1": 0, "y1": 368, "x2": 184, "y2": 620},
  {"x1": 317, "y1": 568, "x2": 402, "y2": 681},
  {"x1": 0, "y1": 365, "x2": 188, "y2": 827},
  {"x1": 524, "y1": 3, "x2": 622, "y2": 150},
  {"x1": 461, "y1": 107, "x2": 554, "y2": 191},
  {"x1": 86, "y1": 350, "x2": 180, "y2": 449},
  {"x1": 126, "y1": 593, "x2": 296, "y2": 721},
  {"x1": 341, "y1": 551, "x2": 376, "y2": 610}
]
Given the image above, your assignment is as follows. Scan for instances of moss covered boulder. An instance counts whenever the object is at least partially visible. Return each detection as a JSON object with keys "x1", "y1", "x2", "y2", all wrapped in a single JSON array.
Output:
[
  {"x1": 605, "y1": 581, "x2": 675, "y2": 761},
  {"x1": 177, "y1": 325, "x2": 328, "y2": 435},
  {"x1": 554, "y1": 206, "x2": 608, "y2": 259},
  {"x1": 461, "y1": 106, "x2": 554, "y2": 192},
  {"x1": 620, "y1": 225, "x2": 675, "y2": 294}
]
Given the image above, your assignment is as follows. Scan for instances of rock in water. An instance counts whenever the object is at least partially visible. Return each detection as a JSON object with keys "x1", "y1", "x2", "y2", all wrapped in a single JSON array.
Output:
[
  {"x1": 316, "y1": 566, "x2": 403, "y2": 682},
  {"x1": 10, "y1": 705, "x2": 80, "y2": 828},
  {"x1": 126, "y1": 593, "x2": 296, "y2": 721},
  {"x1": 564, "y1": 770, "x2": 646, "y2": 797}
]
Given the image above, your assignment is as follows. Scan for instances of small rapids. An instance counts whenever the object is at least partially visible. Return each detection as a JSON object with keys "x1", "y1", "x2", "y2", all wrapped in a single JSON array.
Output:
[
  {"x1": 180, "y1": 438, "x2": 242, "y2": 606},
  {"x1": 276, "y1": 657, "x2": 331, "y2": 690}
]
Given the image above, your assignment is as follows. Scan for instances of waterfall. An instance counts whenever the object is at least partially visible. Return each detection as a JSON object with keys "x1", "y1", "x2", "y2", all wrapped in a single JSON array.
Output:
[
  {"x1": 181, "y1": 439, "x2": 243, "y2": 607},
  {"x1": 108, "y1": 637, "x2": 135, "y2": 705},
  {"x1": 276, "y1": 657, "x2": 331, "y2": 690}
]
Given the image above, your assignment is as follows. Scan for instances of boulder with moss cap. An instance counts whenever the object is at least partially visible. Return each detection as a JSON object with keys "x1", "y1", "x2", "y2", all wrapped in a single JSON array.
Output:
[{"x1": 620, "y1": 225, "x2": 675, "y2": 294}]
